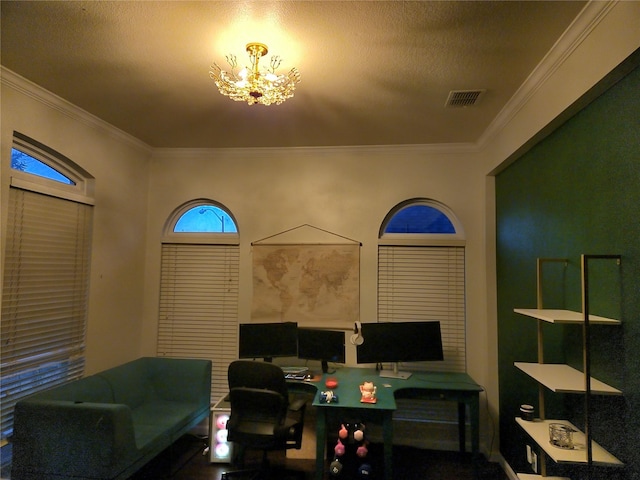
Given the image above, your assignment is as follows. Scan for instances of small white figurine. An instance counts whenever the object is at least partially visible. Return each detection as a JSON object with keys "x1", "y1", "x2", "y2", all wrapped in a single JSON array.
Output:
[{"x1": 360, "y1": 381, "x2": 377, "y2": 403}]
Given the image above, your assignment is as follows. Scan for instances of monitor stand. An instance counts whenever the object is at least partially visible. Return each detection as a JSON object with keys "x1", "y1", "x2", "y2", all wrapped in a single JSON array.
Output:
[
  {"x1": 321, "y1": 360, "x2": 329, "y2": 374},
  {"x1": 378, "y1": 362, "x2": 412, "y2": 380}
]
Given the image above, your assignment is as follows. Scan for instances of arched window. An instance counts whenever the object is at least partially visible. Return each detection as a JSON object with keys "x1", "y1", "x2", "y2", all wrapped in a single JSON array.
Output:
[
  {"x1": 158, "y1": 200, "x2": 239, "y2": 401},
  {"x1": 163, "y1": 200, "x2": 239, "y2": 244},
  {"x1": 11, "y1": 148, "x2": 75, "y2": 184},
  {"x1": 9, "y1": 132, "x2": 94, "y2": 201},
  {"x1": 380, "y1": 198, "x2": 464, "y2": 241},
  {"x1": 383, "y1": 204, "x2": 454, "y2": 234},
  {"x1": 2, "y1": 133, "x2": 94, "y2": 447},
  {"x1": 378, "y1": 198, "x2": 466, "y2": 374},
  {"x1": 174, "y1": 205, "x2": 238, "y2": 233}
]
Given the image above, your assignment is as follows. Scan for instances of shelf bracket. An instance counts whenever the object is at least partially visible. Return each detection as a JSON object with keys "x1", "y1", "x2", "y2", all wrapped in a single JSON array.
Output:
[
  {"x1": 535, "y1": 258, "x2": 568, "y2": 423},
  {"x1": 581, "y1": 254, "x2": 622, "y2": 475}
]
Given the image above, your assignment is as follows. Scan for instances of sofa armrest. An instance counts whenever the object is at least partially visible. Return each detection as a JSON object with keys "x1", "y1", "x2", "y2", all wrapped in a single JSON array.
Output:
[{"x1": 12, "y1": 399, "x2": 138, "y2": 479}]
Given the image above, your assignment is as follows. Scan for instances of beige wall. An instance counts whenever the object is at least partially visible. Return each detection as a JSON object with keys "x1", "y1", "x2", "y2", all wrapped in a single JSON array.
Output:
[
  {"x1": 141, "y1": 144, "x2": 488, "y2": 358},
  {"x1": 0, "y1": 74, "x2": 152, "y2": 374}
]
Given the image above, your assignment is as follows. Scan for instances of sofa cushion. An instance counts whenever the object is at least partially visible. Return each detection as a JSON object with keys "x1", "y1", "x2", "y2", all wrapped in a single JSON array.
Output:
[
  {"x1": 136, "y1": 399, "x2": 201, "y2": 430},
  {"x1": 147, "y1": 357, "x2": 211, "y2": 405},
  {"x1": 97, "y1": 358, "x2": 155, "y2": 408}
]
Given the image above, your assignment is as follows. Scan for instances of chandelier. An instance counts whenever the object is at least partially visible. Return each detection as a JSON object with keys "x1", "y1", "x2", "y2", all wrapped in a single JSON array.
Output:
[{"x1": 210, "y1": 42, "x2": 300, "y2": 106}]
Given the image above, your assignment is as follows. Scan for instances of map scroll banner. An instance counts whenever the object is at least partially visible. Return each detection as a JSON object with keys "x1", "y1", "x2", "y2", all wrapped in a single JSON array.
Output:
[{"x1": 251, "y1": 244, "x2": 359, "y2": 325}]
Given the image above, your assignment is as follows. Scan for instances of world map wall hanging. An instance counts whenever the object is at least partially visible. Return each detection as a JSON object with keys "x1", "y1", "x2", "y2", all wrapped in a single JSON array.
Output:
[{"x1": 251, "y1": 225, "x2": 360, "y2": 326}]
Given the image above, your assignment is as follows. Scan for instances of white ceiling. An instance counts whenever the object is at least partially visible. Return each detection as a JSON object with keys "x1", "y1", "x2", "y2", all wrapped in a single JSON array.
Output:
[{"x1": 1, "y1": 1, "x2": 588, "y2": 149}]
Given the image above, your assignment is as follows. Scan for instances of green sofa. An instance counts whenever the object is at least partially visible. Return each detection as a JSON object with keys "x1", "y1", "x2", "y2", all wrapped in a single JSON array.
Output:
[{"x1": 11, "y1": 357, "x2": 212, "y2": 480}]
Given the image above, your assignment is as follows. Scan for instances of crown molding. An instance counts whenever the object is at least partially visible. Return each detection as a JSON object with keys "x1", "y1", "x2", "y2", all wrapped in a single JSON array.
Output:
[
  {"x1": 477, "y1": 0, "x2": 616, "y2": 150},
  {"x1": 1, "y1": 66, "x2": 152, "y2": 155},
  {"x1": 150, "y1": 141, "x2": 480, "y2": 160}
]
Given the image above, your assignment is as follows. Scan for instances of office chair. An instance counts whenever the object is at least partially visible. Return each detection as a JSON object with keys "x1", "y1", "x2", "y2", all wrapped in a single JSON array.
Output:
[{"x1": 221, "y1": 360, "x2": 307, "y2": 480}]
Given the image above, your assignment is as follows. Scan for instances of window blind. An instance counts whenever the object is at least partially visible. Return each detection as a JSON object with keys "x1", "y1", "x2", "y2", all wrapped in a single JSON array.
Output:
[
  {"x1": 1, "y1": 187, "x2": 92, "y2": 440},
  {"x1": 378, "y1": 245, "x2": 466, "y2": 373},
  {"x1": 158, "y1": 243, "x2": 239, "y2": 402}
]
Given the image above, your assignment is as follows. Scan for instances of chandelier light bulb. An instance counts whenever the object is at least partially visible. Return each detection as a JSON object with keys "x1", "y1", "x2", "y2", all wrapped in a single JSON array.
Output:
[{"x1": 210, "y1": 42, "x2": 301, "y2": 106}]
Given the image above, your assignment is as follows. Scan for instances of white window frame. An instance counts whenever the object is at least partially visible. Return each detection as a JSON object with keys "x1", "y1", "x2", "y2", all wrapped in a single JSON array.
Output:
[
  {"x1": 377, "y1": 198, "x2": 466, "y2": 374},
  {"x1": 10, "y1": 132, "x2": 95, "y2": 203},
  {"x1": 1, "y1": 133, "x2": 94, "y2": 447},
  {"x1": 162, "y1": 199, "x2": 239, "y2": 245},
  {"x1": 377, "y1": 199, "x2": 467, "y2": 426},
  {"x1": 157, "y1": 200, "x2": 240, "y2": 402}
]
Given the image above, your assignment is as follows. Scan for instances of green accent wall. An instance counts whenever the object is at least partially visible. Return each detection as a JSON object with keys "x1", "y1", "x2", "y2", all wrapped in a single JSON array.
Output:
[{"x1": 496, "y1": 62, "x2": 640, "y2": 480}]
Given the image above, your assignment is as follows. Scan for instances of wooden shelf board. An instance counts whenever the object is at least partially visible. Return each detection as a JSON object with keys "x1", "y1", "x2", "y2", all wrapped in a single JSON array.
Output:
[
  {"x1": 516, "y1": 418, "x2": 624, "y2": 467},
  {"x1": 517, "y1": 475, "x2": 570, "y2": 480},
  {"x1": 514, "y1": 363, "x2": 622, "y2": 395},
  {"x1": 514, "y1": 309, "x2": 620, "y2": 325}
]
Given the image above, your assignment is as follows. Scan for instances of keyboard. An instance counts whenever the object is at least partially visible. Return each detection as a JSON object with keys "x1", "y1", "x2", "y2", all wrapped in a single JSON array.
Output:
[
  {"x1": 282, "y1": 366, "x2": 309, "y2": 374},
  {"x1": 284, "y1": 372, "x2": 308, "y2": 381}
]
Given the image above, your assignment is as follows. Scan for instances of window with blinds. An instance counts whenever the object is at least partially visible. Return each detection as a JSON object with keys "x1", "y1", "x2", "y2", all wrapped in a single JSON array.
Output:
[
  {"x1": 158, "y1": 202, "x2": 240, "y2": 403},
  {"x1": 1, "y1": 135, "x2": 94, "y2": 446},
  {"x1": 378, "y1": 199, "x2": 466, "y2": 427},
  {"x1": 378, "y1": 245, "x2": 466, "y2": 373}
]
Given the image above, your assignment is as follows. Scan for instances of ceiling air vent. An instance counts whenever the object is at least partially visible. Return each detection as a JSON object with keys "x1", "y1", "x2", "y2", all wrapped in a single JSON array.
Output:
[{"x1": 445, "y1": 89, "x2": 486, "y2": 107}]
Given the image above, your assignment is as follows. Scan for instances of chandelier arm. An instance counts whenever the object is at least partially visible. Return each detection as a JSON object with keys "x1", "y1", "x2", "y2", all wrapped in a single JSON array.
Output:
[{"x1": 270, "y1": 56, "x2": 282, "y2": 73}]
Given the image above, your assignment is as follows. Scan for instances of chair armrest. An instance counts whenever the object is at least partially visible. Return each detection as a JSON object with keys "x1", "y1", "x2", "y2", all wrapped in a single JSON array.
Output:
[{"x1": 288, "y1": 396, "x2": 307, "y2": 412}]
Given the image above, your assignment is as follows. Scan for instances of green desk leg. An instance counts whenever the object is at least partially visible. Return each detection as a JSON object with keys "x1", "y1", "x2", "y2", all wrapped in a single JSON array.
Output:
[
  {"x1": 382, "y1": 411, "x2": 393, "y2": 480},
  {"x1": 469, "y1": 394, "x2": 480, "y2": 477},
  {"x1": 458, "y1": 402, "x2": 466, "y2": 452},
  {"x1": 316, "y1": 408, "x2": 327, "y2": 480}
]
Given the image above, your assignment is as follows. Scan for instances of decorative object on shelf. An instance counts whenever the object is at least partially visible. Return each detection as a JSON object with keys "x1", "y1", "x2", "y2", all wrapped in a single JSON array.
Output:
[
  {"x1": 359, "y1": 381, "x2": 377, "y2": 403},
  {"x1": 210, "y1": 42, "x2": 300, "y2": 106},
  {"x1": 520, "y1": 404, "x2": 535, "y2": 421},
  {"x1": 549, "y1": 423, "x2": 576, "y2": 449}
]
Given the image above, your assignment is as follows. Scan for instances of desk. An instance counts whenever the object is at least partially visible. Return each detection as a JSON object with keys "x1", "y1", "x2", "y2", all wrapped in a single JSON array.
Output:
[{"x1": 298, "y1": 368, "x2": 482, "y2": 480}]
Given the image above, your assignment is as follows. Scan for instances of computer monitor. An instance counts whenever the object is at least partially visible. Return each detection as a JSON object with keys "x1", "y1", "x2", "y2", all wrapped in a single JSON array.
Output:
[
  {"x1": 238, "y1": 322, "x2": 298, "y2": 362},
  {"x1": 297, "y1": 328, "x2": 346, "y2": 373},
  {"x1": 356, "y1": 321, "x2": 444, "y2": 379}
]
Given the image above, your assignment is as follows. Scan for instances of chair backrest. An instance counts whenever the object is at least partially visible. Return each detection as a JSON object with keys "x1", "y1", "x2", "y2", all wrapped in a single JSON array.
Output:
[
  {"x1": 226, "y1": 360, "x2": 290, "y2": 448},
  {"x1": 228, "y1": 360, "x2": 289, "y2": 402}
]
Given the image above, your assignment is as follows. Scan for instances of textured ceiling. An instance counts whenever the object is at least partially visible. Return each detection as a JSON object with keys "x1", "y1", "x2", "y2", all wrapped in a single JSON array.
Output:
[{"x1": 1, "y1": 1, "x2": 587, "y2": 149}]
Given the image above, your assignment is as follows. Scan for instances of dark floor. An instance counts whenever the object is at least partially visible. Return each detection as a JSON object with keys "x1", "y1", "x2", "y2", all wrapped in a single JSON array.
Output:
[{"x1": 130, "y1": 434, "x2": 509, "y2": 480}]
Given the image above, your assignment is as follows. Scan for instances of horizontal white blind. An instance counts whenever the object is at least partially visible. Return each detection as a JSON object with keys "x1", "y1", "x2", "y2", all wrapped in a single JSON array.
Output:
[
  {"x1": 378, "y1": 245, "x2": 466, "y2": 373},
  {"x1": 1, "y1": 187, "x2": 92, "y2": 438},
  {"x1": 158, "y1": 243, "x2": 239, "y2": 402}
]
